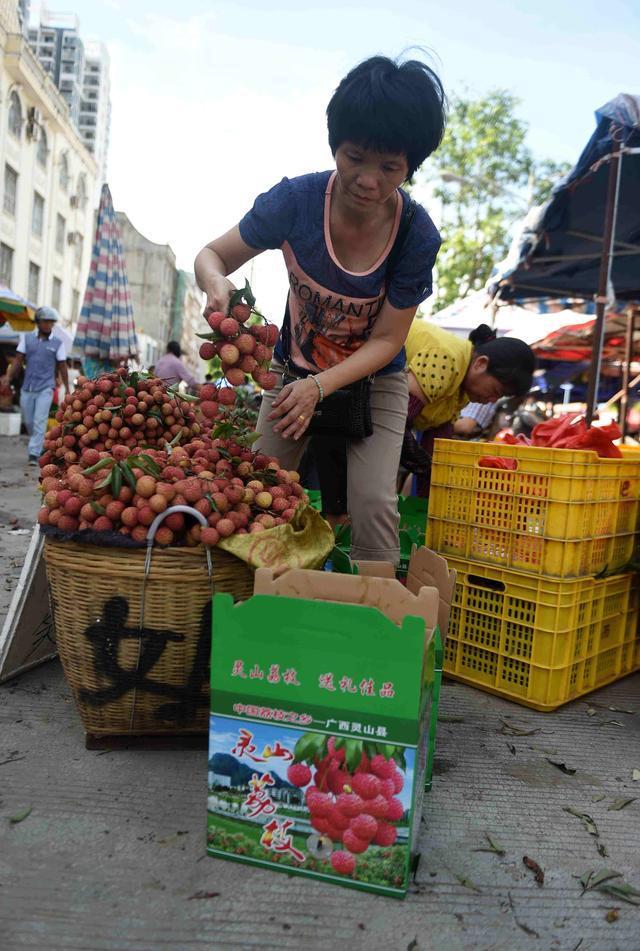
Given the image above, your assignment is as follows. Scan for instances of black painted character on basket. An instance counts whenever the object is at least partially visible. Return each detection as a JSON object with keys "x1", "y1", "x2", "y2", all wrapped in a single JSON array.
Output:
[{"x1": 78, "y1": 596, "x2": 211, "y2": 725}]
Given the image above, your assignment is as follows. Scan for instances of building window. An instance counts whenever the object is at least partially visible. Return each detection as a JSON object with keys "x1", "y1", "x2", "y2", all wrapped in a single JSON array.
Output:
[
  {"x1": 51, "y1": 277, "x2": 62, "y2": 311},
  {"x1": 74, "y1": 233, "x2": 84, "y2": 267},
  {"x1": 28, "y1": 261, "x2": 40, "y2": 303},
  {"x1": 55, "y1": 214, "x2": 66, "y2": 254},
  {"x1": 72, "y1": 289, "x2": 80, "y2": 321},
  {"x1": 32, "y1": 192, "x2": 44, "y2": 237},
  {"x1": 0, "y1": 243, "x2": 13, "y2": 286},
  {"x1": 59, "y1": 153, "x2": 70, "y2": 192},
  {"x1": 76, "y1": 174, "x2": 87, "y2": 209},
  {"x1": 3, "y1": 165, "x2": 18, "y2": 216},
  {"x1": 37, "y1": 128, "x2": 48, "y2": 168},
  {"x1": 8, "y1": 92, "x2": 22, "y2": 139}
]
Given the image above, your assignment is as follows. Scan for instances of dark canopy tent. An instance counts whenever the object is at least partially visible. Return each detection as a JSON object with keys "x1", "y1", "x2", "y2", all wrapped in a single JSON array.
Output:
[{"x1": 489, "y1": 94, "x2": 640, "y2": 423}]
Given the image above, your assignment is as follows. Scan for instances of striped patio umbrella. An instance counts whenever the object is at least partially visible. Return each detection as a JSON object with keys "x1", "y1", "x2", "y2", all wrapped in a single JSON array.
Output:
[
  {"x1": 0, "y1": 285, "x2": 36, "y2": 331},
  {"x1": 74, "y1": 184, "x2": 137, "y2": 377}
]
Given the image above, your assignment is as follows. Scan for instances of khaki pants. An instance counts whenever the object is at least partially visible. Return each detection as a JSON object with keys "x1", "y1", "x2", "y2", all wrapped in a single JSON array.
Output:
[{"x1": 255, "y1": 363, "x2": 408, "y2": 564}]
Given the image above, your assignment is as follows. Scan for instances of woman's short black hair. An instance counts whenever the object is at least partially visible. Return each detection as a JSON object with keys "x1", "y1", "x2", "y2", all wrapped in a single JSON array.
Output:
[
  {"x1": 468, "y1": 324, "x2": 536, "y2": 398},
  {"x1": 167, "y1": 341, "x2": 182, "y2": 358},
  {"x1": 327, "y1": 54, "x2": 446, "y2": 178}
]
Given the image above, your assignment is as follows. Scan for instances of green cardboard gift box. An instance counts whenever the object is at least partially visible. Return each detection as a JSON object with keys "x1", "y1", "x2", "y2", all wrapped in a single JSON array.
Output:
[{"x1": 207, "y1": 547, "x2": 454, "y2": 897}]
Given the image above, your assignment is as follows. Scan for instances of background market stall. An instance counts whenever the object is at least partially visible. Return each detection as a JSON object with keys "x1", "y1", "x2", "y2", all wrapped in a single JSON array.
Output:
[{"x1": 489, "y1": 93, "x2": 640, "y2": 423}]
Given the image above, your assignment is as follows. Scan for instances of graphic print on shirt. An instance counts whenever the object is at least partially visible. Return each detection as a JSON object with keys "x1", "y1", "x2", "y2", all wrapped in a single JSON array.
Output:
[{"x1": 283, "y1": 244, "x2": 386, "y2": 371}]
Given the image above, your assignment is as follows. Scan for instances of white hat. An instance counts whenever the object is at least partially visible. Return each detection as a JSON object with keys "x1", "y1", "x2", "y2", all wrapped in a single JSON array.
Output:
[{"x1": 35, "y1": 306, "x2": 60, "y2": 322}]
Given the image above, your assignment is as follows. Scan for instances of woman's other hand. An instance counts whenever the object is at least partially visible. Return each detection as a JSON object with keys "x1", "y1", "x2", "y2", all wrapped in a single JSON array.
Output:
[{"x1": 268, "y1": 378, "x2": 319, "y2": 440}]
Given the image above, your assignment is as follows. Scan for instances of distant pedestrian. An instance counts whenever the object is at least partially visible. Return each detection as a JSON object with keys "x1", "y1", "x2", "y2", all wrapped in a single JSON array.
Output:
[
  {"x1": 154, "y1": 341, "x2": 200, "y2": 392},
  {"x1": 2, "y1": 306, "x2": 68, "y2": 464}
]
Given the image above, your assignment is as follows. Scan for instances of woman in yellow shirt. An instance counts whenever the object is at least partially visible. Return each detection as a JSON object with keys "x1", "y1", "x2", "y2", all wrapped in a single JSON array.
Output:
[{"x1": 401, "y1": 321, "x2": 535, "y2": 484}]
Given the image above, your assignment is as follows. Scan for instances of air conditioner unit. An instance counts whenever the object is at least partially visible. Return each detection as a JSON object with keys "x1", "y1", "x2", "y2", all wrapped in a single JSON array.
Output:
[
  {"x1": 26, "y1": 107, "x2": 41, "y2": 141},
  {"x1": 70, "y1": 195, "x2": 79, "y2": 208},
  {"x1": 67, "y1": 231, "x2": 81, "y2": 246}
]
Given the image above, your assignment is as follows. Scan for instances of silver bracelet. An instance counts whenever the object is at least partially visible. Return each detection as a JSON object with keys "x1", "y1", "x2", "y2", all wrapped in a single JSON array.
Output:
[{"x1": 311, "y1": 375, "x2": 324, "y2": 402}]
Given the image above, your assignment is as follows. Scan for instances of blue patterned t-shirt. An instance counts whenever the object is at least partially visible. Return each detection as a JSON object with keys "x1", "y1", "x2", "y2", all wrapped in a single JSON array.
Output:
[{"x1": 239, "y1": 171, "x2": 441, "y2": 375}]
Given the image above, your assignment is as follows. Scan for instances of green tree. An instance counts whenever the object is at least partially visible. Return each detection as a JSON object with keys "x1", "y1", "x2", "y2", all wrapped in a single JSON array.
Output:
[
  {"x1": 426, "y1": 90, "x2": 570, "y2": 310},
  {"x1": 530, "y1": 157, "x2": 572, "y2": 206}
]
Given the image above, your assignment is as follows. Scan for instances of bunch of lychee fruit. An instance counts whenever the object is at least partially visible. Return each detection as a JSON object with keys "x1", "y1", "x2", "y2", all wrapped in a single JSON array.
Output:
[
  {"x1": 286, "y1": 737, "x2": 405, "y2": 877},
  {"x1": 198, "y1": 284, "x2": 279, "y2": 391},
  {"x1": 38, "y1": 437, "x2": 307, "y2": 546},
  {"x1": 37, "y1": 369, "x2": 307, "y2": 547},
  {"x1": 41, "y1": 368, "x2": 203, "y2": 464}
]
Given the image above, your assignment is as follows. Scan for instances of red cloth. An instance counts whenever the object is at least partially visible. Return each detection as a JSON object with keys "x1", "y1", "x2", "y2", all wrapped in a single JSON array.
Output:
[
  {"x1": 478, "y1": 456, "x2": 518, "y2": 470},
  {"x1": 530, "y1": 416, "x2": 622, "y2": 457}
]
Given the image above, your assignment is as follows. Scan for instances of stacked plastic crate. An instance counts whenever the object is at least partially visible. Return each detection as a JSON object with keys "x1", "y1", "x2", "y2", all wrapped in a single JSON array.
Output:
[{"x1": 426, "y1": 439, "x2": 640, "y2": 710}]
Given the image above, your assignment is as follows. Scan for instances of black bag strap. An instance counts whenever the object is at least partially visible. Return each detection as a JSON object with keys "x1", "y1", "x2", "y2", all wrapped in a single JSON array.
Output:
[{"x1": 385, "y1": 196, "x2": 417, "y2": 289}]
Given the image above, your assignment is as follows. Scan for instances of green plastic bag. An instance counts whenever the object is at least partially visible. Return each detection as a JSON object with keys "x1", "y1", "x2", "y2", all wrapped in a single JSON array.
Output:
[{"x1": 217, "y1": 504, "x2": 334, "y2": 571}]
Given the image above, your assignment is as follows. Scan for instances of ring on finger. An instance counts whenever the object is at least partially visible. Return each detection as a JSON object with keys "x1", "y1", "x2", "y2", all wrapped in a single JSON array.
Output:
[{"x1": 298, "y1": 414, "x2": 306, "y2": 422}]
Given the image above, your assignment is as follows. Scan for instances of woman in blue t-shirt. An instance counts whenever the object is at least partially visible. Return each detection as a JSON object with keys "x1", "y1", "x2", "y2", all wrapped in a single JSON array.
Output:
[{"x1": 194, "y1": 54, "x2": 446, "y2": 564}]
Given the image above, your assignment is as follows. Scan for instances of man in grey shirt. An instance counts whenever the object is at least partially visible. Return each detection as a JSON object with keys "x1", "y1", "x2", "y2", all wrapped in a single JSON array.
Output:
[{"x1": 2, "y1": 306, "x2": 69, "y2": 464}]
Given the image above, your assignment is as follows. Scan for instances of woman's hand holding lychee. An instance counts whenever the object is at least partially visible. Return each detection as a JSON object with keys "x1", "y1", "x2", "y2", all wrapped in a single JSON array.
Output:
[{"x1": 204, "y1": 275, "x2": 237, "y2": 315}]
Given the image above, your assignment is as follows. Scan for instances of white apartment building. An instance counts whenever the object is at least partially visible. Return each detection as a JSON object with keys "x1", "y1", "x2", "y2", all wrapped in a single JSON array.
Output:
[
  {"x1": 27, "y1": 9, "x2": 110, "y2": 182},
  {"x1": 0, "y1": 0, "x2": 97, "y2": 335},
  {"x1": 79, "y1": 40, "x2": 109, "y2": 182}
]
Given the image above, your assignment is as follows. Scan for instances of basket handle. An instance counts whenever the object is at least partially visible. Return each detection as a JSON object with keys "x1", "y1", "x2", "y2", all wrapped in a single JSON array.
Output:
[{"x1": 144, "y1": 505, "x2": 212, "y2": 579}]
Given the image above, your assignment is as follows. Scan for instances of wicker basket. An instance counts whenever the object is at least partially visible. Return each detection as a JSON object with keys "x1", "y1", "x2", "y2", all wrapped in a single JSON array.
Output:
[{"x1": 44, "y1": 536, "x2": 253, "y2": 736}]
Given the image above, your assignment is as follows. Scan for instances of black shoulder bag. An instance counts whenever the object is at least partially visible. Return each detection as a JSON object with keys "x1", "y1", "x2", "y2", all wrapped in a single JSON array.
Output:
[{"x1": 281, "y1": 198, "x2": 417, "y2": 439}]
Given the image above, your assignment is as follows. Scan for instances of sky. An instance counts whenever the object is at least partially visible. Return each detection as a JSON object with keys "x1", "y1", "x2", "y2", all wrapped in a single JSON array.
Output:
[{"x1": 30, "y1": 0, "x2": 640, "y2": 323}]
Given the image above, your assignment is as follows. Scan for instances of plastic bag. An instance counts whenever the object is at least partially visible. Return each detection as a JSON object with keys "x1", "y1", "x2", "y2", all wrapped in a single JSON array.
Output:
[{"x1": 218, "y1": 504, "x2": 334, "y2": 571}]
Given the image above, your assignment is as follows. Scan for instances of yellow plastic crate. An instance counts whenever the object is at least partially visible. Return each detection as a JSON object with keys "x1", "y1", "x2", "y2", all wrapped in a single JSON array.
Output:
[
  {"x1": 431, "y1": 439, "x2": 640, "y2": 503},
  {"x1": 443, "y1": 557, "x2": 636, "y2": 710},
  {"x1": 427, "y1": 439, "x2": 640, "y2": 577},
  {"x1": 428, "y1": 517, "x2": 636, "y2": 577}
]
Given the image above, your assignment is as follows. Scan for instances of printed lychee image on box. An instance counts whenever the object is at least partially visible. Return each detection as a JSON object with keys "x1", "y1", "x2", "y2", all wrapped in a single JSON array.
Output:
[
  {"x1": 207, "y1": 552, "x2": 453, "y2": 897},
  {"x1": 208, "y1": 717, "x2": 416, "y2": 890}
]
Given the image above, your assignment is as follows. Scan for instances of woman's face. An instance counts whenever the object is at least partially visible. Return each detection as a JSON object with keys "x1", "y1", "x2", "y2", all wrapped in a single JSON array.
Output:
[
  {"x1": 334, "y1": 142, "x2": 409, "y2": 213},
  {"x1": 463, "y1": 356, "x2": 507, "y2": 404}
]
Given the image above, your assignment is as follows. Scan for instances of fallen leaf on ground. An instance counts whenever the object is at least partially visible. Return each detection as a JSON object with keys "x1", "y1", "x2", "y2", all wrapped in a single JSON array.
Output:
[
  {"x1": 586, "y1": 706, "x2": 597, "y2": 717},
  {"x1": 589, "y1": 702, "x2": 636, "y2": 715},
  {"x1": 546, "y1": 758, "x2": 576, "y2": 775},
  {"x1": 591, "y1": 793, "x2": 606, "y2": 803},
  {"x1": 579, "y1": 868, "x2": 622, "y2": 893},
  {"x1": 598, "y1": 881, "x2": 640, "y2": 905},
  {"x1": 523, "y1": 855, "x2": 544, "y2": 885},
  {"x1": 563, "y1": 806, "x2": 599, "y2": 837},
  {"x1": 472, "y1": 832, "x2": 505, "y2": 856},
  {"x1": 188, "y1": 891, "x2": 220, "y2": 900},
  {"x1": 598, "y1": 843, "x2": 609, "y2": 858},
  {"x1": 454, "y1": 873, "x2": 482, "y2": 893},
  {"x1": 500, "y1": 718, "x2": 548, "y2": 736},
  {"x1": 605, "y1": 908, "x2": 620, "y2": 923},
  {"x1": 9, "y1": 806, "x2": 32, "y2": 824},
  {"x1": 608, "y1": 797, "x2": 637, "y2": 811},
  {"x1": 507, "y1": 892, "x2": 539, "y2": 938},
  {"x1": 407, "y1": 940, "x2": 418, "y2": 951},
  {"x1": 506, "y1": 742, "x2": 516, "y2": 755},
  {"x1": 632, "y1": 769, "x2": 640, "y2": 781}
]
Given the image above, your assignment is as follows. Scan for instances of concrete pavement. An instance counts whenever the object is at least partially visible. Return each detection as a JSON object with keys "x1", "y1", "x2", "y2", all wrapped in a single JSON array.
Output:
[{"x1": 0, "y1": 433, "x2": 639, "y2": 950}]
